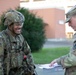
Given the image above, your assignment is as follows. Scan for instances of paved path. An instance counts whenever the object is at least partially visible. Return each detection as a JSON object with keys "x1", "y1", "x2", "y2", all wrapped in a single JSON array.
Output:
[
  {"x1": 35, "y1": 65, "x2": 65, "y2": 75},
  {"x1": 43, "y1": 39, "x2": 72, "y2": 48}
]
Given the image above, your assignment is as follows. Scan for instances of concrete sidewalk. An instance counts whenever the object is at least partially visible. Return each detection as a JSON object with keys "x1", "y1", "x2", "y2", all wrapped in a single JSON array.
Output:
[
  {"x1": 35, "y1": 65, "x2": 65, "y2": 75},
  {"x1": 43, "y1": 39, "x2": 72, "y2": 48}
]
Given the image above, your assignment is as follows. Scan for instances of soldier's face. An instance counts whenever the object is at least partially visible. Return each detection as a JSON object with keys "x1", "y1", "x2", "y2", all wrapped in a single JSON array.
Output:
[
  {"x1": 68, "y1": 15, "x2": 76, "y2": 31},
  {"x1": 12, "y1": 22, "x2": 23, "y2": 35}
]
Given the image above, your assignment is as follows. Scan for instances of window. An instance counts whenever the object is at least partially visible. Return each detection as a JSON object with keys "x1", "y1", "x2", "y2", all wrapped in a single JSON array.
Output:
[
  {"x1": 66, "y1": 32, "x2": 73, "y2": 38},
  {"x1": 20, "y1": 0, "x2": 29, "y2": 2}
]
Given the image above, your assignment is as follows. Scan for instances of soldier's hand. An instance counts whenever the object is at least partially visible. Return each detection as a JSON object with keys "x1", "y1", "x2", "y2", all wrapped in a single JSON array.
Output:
[{"x1": 49, "y1": 59, "x2": 57, "y2": 67}]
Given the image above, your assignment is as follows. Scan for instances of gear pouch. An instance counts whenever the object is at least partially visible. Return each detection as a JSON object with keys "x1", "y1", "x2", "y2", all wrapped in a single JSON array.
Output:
[{"x1": 10, "y1": 50, "x2": 24, "y2": 68}]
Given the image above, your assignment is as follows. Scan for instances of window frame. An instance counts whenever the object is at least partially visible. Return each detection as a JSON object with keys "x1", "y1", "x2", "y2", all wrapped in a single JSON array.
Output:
[
  {"x1": 33, "y1": 0, "x2": 45, "y2": 1},
  {"x1": 20, "y1": 0, "x2": 29, "y2": 2}
]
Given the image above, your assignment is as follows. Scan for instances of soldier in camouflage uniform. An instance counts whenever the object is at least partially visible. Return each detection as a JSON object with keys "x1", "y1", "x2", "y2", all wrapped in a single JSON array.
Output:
[
  {"x1": 50, "y1": 5, "x2": 76, "y2": 75},
  {"x1": 0, "y1": 10, "x2": 35, "y2": 75}
]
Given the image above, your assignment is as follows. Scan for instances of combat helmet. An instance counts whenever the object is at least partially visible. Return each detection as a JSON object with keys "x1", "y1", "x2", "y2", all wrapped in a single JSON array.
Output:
[{"x1": 4, "y1": 9, "x2": 25, "y2": 26}]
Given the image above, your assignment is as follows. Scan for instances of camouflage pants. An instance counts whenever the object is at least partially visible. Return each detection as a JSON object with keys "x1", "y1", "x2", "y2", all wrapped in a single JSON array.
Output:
[
  {"x1": 8, "y1": 67, "x2": 23, "y2": 75},
  {"x1": 8, "y1": 67, "x2": 34, "y2": 75},
  {"x1": 6, "y1": 67, "x2": 30, "y2": 75},
  {"x1": 65, "y1": 67, "x2": 76, "y2": 75}
]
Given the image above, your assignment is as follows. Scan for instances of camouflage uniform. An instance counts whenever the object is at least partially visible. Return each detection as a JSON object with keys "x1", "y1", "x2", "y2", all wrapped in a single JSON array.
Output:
[
  {"x1": 0, "y1": 10, "x2": 35, "y2": 75},
  {"x1": 56, "y1": 6, "x2": 76, "y2": 75}
]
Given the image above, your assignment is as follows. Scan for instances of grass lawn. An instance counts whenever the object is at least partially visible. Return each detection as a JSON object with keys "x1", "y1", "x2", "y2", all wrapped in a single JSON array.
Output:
[{"x1": 32, "y1": 47, "x2": 70, "y2": 64}]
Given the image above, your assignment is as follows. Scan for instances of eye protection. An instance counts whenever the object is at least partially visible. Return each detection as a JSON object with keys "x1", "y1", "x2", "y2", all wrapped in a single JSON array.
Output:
[{"x1": 14, "y1": 22, "x2": 24, "y2": 27}]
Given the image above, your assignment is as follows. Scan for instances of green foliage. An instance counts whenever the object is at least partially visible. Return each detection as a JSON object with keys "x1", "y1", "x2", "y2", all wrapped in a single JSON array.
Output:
[
  {"x1": 0, "y1": 13, "x2": 7, "y2": 31},
  {"x1": 0, "y1": 7, "x2": 46, "y2": 52},
  {"x1": 16, "y1": 7, "x2": 46, "y2": 52}
]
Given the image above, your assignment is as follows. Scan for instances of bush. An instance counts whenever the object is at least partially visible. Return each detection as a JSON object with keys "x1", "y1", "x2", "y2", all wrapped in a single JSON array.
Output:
[
  {"x1": 0, "y1": 13, "x2": 7, "y2": 31},
  {"x1": 0, "y1": 7, "x2": 46, "y2": 52}
]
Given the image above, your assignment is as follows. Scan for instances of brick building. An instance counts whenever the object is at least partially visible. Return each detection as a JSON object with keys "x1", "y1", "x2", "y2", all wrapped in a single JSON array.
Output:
[
  {"x1": 30, "y1": 8, "x2": 65, "y2": 38},
  {"x1": 21, "y1": 0, "x2": 66, "y2": 39},
  {"x1": 0, "y1": 0, "x2": 20, "y2": 15},
  {"x1": 0, "y1": 0, "x2": 66, "y2": 39}
]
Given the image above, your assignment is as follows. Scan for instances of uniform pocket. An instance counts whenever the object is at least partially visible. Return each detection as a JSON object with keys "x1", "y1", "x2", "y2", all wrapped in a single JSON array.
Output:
[{"x1": 10, "y1": 50, "x2": 24, "y2": 68}]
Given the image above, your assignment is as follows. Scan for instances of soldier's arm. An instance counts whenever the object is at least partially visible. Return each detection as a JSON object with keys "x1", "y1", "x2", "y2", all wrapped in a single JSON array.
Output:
[
  {"x1": 23, "y1": 40, "x2": 35, "y2": 73},
  {"x1": 0, "y1": 36, "x2": 4, "y2": 75},
  {"x1": 57, "y1": 40, "x2": 76, "y2": 68}
]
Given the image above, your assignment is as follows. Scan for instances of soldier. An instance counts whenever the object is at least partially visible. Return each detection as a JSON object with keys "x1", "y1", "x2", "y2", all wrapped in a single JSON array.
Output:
[
  {"x1": 50, "y1": 5, "x2": 76, "y2": 75},
  {"x1": 0, "y1": 10, "x2": 36, "y2": 75}
]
